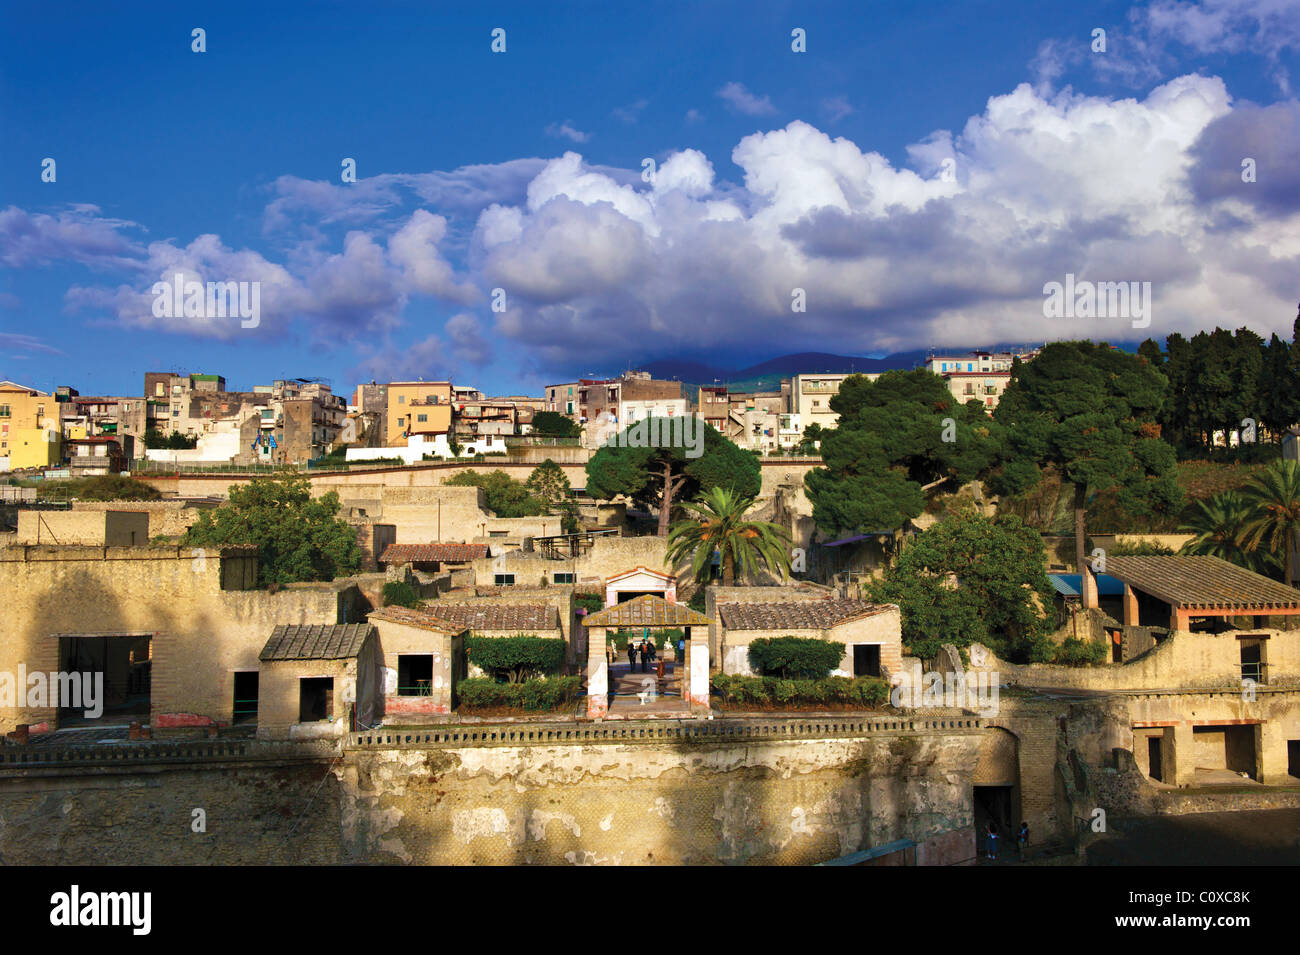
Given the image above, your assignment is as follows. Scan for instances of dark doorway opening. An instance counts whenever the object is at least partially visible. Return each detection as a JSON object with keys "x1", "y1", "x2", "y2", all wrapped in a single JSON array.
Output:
[
  {"x1": 1288, "y1": 740, "x2": 1300, "y2": 779},
  {"x1": 232, "y1": 671, "x2": 258, "y2": 724},
  {"x1": 853, "y1": 644, "x2": 881, "y2": 677},
  {"x1": 299, "y1": 677, "x2": 334, "y2": 723},
  {"x1": 973, "y1": 785, "x2": 1013, "y2": 846},
  {"x1": 1239, "y1": 639, "x2": 1264, "y2": 683},
  {"x1": 57, "y1": 635, "x2": 151, "y2": 725},
  {"x1": 1147, "y1": 736, "x2": 1163, "y2": 781}
]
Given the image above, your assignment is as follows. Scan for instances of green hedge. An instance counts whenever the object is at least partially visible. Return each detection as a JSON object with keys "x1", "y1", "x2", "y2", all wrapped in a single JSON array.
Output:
[
  {"x1": 465, "y1": 635, "x2": 566, "y2": 682},
  {"x1": 747, "y1": 636, "x2": 845, "y2": 679},
  {"x1": 710, "y1": 674, "x2": 889, "y2": 707},
  {"x1": 457, "y1": 676, "x2": 582, "y2": 710}
]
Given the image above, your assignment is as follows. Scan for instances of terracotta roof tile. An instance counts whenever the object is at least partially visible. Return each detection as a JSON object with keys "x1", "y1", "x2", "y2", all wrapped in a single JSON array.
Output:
[
  {"x1": 583, "y1": 594, "x2": 711, "y2": 628},
  {"x1": 380, "y1": 543, "x2": 490, "y2": 564},
  {"x1": 371, "y1": 604, "x2": 557, "y2": 632},
  {"x1": 718, "y1": 599, "x2": 890, "y2": 631},
  {"x1": 260, "y1": 624, "x2": 373, "y2": 661},
  {"x1": 1105, "y1": 555, "x2": 1300, "y2": 610}
]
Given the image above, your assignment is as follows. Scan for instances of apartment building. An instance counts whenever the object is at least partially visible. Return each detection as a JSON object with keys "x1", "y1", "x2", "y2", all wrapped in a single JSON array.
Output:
[
  {"x1": 788, "y1": 373, "x2": 878, "y2": 434},
  {"x1": 387, "y1": 380, "x2": 452, "y2": 445},
  {"x1": 924, "y1": 349, "x2": 1039, "y2": 411},
  {"x1": 0, "y1": 380, "x2": 61, "y2": 471}
]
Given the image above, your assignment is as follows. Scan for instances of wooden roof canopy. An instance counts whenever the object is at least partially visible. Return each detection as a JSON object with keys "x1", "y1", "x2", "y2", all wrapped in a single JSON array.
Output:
[
  {"x1": 582, "y1": 594, "x2": 712, "y2": 628},
  {"x1": 1105, "y1": 555, "x2": 1300, "y2": 612}
]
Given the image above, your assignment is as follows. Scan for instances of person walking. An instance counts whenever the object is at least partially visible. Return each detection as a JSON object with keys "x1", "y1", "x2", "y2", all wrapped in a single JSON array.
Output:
[
  {"x1": 985, "y1": 823, "x2": 999, "y2": 861},
  {"x1": 1017, "y1": 822, "x2": 1029, "y2": 862},
  {"x1": 627, "y1": 639, "x2": 637, "y2": 672},
  {"x1": 644, "y1": 639, "x2": 657, "y2": 674}
]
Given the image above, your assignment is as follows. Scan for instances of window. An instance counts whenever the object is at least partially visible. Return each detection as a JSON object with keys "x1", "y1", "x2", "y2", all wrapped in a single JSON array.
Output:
[
  {"x1": 0, "y1": 405, "x2": 7, "y2": 417},
  {"x1": 494, "y1": 573, "x2": 515, "y2": 586},
  {"x1": 398, "y1": 395, "x2": 405, "y2": 403},
  {"x1": 37, "y1": 405, "x2": 44, "y2": 418},
  {"x1": 553, "y1": 572, "x2": 575, "y2": 584},
  {"x1": 299, "y1": 677, "x2": 334, "y2": 722},
  {"x1": 417, "y1": 414, "x2": 427, "y2": 423},
  {"x1": 397, "y1": 416, "x2": 405, "y2": 427},
  {"x1": 397, "y1": 655, "x2": 434, "y2": 696},
  {"x1": 489, "y1": 530, "x2": 508, "y2": 538}
]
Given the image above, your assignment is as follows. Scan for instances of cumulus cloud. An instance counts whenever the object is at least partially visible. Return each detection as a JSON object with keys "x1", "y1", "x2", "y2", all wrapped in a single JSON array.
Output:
[
  {"x1": 0, "y1": 204, "x2": 144, "y2": 271},
  {"x1": 464, "y1": 73, "x2": 1298, "y2": 364}
]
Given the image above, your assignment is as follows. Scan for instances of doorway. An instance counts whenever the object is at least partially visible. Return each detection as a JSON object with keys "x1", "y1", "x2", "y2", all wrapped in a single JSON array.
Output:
[
  {"x1": 1147, "y1": 737, "x2": 1163, "y2": 782},
  {"x1": 853, "y1": 644, "x2": 881, "y2": 677},
  {"x1": 57, "y1": 634, "x2": 151, "y2": 725}
]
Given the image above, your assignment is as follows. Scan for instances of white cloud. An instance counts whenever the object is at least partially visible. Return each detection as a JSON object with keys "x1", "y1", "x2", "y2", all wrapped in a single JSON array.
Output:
[
  {"x1": 545, "y1": 121, "x2": 592, "y2": 143},
  {"x1": 717, "y1": 82, "x2": 777, "y2": 116}
]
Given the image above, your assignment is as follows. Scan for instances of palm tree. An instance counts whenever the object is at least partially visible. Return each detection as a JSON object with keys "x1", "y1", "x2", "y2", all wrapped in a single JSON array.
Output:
[
  {"x1": 1239, "y1": 460, "x2": 1300, "y2": 584},
  {"x1": 666, "y1": 486, "x2": 793, "y2": 586},
  {"x1": 1179, "y1": 491, "x2": 1278, "y2": 576}
]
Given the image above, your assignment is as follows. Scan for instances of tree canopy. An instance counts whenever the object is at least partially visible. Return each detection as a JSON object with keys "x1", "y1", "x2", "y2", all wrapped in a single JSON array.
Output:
[
  {"x1": 804, "y1": 370, "x2": 1005, "y2": 538},
  {"x1": 866, "y1": 508, "x2": 1056, "y2": 663},
  {"x1": 181, "y1": 474, "x2": 360, "y2": 587},
  {"x1": 585, "y1": 420, "x2": 760, "y2": 535},
  {"x1": 992, "y1": 340, "x2": 1183, "y2": 572},
  {"x1": 531, "y1": 411, "x2": 582, "y2": 438},
  {"x1": 445, "y1": 469, "x2": 546, "y2": 517}
]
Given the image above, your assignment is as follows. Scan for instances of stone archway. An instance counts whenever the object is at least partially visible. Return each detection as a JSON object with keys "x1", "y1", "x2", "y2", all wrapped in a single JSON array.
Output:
[{"x1": 973, "y1": 727, "x2": 1021, "y2": 851}]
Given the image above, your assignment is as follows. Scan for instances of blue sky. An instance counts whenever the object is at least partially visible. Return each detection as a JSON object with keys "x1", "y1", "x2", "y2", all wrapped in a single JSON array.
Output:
[{"x1": 3, "y1": 0, "x2": 1299, "y2": 398}]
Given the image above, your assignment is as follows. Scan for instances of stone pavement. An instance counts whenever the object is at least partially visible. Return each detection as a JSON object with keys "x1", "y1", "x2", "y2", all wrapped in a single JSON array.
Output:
[{"x1": 606, "y1": 660, "x2": 691, "y2": 717}]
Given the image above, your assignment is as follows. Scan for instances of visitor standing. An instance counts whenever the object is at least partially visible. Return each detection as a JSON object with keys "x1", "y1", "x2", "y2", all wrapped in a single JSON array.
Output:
[
  {"x1": 1017, "y1": 822, "x2": 1029, "y2": 862},
  {"x1": 986, "y1": 823, "x2": 999, "y2": 861}
]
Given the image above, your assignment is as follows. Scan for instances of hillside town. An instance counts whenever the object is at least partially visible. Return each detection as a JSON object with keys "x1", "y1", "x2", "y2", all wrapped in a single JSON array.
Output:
[{"x1": 4, "y1": 331, "x2": 1300, "y2": 868}]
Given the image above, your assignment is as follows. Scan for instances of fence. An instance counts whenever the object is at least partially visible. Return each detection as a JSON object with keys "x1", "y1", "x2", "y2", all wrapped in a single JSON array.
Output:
[{"x1": 346, "y1": 715, "x2": 985, "y2": 750}]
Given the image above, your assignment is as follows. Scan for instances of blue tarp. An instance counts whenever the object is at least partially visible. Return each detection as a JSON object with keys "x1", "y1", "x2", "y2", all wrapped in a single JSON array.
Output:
[{"x1": 1049, "y1": 573, "x2": 1125, "y2": 598}]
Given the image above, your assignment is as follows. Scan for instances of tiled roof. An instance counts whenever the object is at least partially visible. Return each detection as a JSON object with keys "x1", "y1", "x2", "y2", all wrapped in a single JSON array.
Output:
[
  {"x1": 1105, "y1": 556, "x2": 1300, "y2": 611},
  {"x1": 260, "y1": 624, "x2": 374, "y2": 662},
  {"x1": 368, "y1": 606, "x2": 466, "y2": 633},
  {"x1": 371, "y1": 604, "x2": 558, "y2": 632},
  {"x1": 718, "y1": 599, "x2": 890, "y2": 631},
  {"x1": 380, "y1": 543, "x2": 490, "y2": 563},
  {"x1": 421, "y1": 603, "x2": 559, "y2": 632},
  {"x1": 583, "y1": 594, "x2": 711, "y2": 628}
]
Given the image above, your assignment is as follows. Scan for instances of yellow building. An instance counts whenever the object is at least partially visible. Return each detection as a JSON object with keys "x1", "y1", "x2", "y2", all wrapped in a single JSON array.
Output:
[
  {"x1": 385, "y1": 381, "x2": 452, "y2": 445},
  {"x1": 0, "y1": 381, "x2": 62, "y2": 470}
]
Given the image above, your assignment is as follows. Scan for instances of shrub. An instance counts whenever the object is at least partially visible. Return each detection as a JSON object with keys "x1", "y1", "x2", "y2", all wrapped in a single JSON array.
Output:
[
  {"x1": 854, "y1": 677, "x2": 890, "y2": 705},
  {"x1": 457, "y1": 675, "x2": 580, "y2": 710},
  {"x1": 709, "y1": 673, "x2": 891, "y2": 709},
  {"x1": 574, "y1": 593, "x2": 604, "y2": 615},
  {"x1": 466, "y1": 635, "x2": 566, "y2": 682},
  {"x1": 747, "y1": 636, "x2": 845, "y2": 679},
  {"x1": 381, "y1": 581, "x2": 421, "y2": 608},
  {"x1": 1052, "y1": 637, "x2": 1108, "y2": 667}
]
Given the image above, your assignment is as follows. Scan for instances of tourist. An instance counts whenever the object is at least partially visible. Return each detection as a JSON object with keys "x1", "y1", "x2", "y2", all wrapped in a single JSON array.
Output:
[
  {"x1": 644, "y1": 639, "x2": 657, "y2": 673},
  {"x1": 986, "y1": 823, "x2": 999, "y2": 861},
  {"x1": 1017, "y1": 822, "x2": 1029, "y2": 862},
  {"x1": 627, "y1": 640, "x2": 637, "y2": 671}
]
